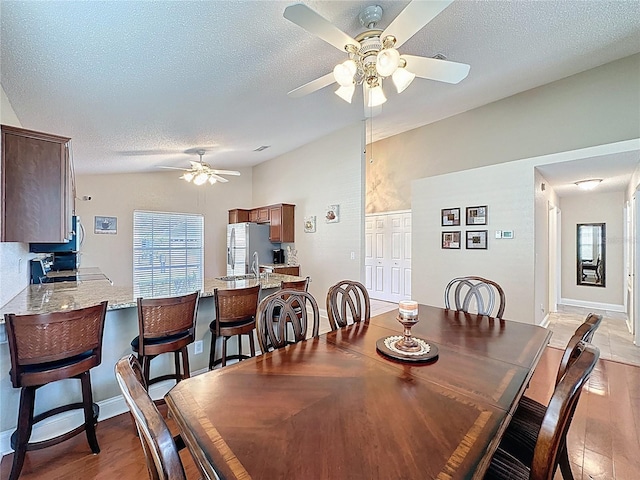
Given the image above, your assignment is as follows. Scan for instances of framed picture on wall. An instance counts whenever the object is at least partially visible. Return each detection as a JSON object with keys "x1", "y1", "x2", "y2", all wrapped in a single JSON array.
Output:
[
  {"x1": 466, "y1": 230, "x2": 488, "y2": 249},
  {"x1": 442, "y1": 231, "x2": 461, "y2": 249},
  {"x1": 466, "y1": 206, "x2": 487, "y2": 225},
  {"x1": 441, "y1": 207, "x2": 461, "y2": 226}
]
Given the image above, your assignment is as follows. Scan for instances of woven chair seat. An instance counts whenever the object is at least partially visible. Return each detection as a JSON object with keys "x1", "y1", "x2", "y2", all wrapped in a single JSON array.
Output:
[
  {"x1": 484, "y1": 448, "x2": 529, "y2": 480},
  {"x1": 14, "y1": 350, "x2": 94, "y2": 375},
  {"x1": 500, "y1": 396, "x2": 546, "y2": 465}
]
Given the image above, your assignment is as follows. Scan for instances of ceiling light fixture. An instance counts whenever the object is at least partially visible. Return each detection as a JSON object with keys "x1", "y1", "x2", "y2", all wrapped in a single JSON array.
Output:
[
  {"x1": 575, "y1": 179, "x2": 603, "y2": 190},
  {"x1": 175, "y1": 150, "x2": 241, "y2": 186}
]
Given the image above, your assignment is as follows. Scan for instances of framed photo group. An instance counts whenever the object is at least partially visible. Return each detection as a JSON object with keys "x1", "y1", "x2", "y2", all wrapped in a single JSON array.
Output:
[{"x1": 441, "y1": 205, "x2": 488, "y2": 250}]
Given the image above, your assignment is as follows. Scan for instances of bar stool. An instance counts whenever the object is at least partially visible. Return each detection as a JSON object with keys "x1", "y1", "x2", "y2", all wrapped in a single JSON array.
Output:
[
  {"x1": 209, "y1": 285, "x2": 260, "y2": 370},
  {"x1": 4, "y1": 301, "x2": 108, "y2": 480},
  {"x1": 131, "y1": 291, "x2": 199, "y2": 392}
]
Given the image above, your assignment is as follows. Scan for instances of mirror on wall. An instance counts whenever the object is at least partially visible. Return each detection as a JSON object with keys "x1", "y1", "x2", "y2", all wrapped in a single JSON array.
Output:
[{"x1": 576, "y1": 223, "x2": 605, "y2": 287}]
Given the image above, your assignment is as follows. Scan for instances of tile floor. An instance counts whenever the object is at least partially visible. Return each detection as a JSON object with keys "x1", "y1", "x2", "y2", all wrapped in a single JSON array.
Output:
[{"x1": 547, "y1": 304, "x2": 640, "y2": 367}]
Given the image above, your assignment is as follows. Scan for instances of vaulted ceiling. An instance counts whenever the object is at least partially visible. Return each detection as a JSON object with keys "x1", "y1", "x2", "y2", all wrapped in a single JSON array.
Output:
[{"x1": 1, "y1": 1, "x2": 639, "y2": 177}]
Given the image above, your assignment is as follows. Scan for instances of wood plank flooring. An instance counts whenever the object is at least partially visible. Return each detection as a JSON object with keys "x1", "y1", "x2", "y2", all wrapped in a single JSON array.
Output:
[{"x1": 2, "y1": 346, "x2": 638, "y2": 479}]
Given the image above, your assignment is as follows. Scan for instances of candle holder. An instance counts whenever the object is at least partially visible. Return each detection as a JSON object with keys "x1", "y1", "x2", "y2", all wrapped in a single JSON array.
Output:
[{"x1": 394, "y1": 300, "x2": 421, "y2": 353}]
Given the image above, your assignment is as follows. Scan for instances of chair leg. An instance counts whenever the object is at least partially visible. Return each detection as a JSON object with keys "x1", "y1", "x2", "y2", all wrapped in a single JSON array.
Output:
[
  {"x1": 181, "y1": 346, "x2": 190, "y2": 380},
  {"x1": 222, "y1": 337, "x2": 228, "y2": 367},
  {"x1": 173, "y1": 350, "x2": 181, "y2": 381},
  {"x1": 249, "y1": 332, "x2": 256, "y2": 358},
  {"x1": 9, "y1": 386, "x2": 36, "y2": 480},
  {"x1": 238, "y1": 334, "x2": 243, "y2": 361},
  {"x1": 80, "y1": 371, "x2": 100, "y2": 454},
  {"x1": 558, "y1": 444, "x2": 574, "y2": 480},
  {"x1": 142, "y1": 355, "x2": 152, "y2": 387},
  {"x1": 209, "y1": 331, "x2": 217, "y2": 370}
]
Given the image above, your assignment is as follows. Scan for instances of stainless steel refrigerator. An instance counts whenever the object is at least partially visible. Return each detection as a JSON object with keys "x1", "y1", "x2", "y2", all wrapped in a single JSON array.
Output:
[{"x1": 227, "y1": 222, "x2": 275, "y2": 276}]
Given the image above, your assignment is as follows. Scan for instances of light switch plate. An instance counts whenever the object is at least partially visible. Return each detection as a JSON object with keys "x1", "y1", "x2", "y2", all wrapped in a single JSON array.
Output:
[{"x1": 495, "y1": 230, "x2": 502, "y2": 239}]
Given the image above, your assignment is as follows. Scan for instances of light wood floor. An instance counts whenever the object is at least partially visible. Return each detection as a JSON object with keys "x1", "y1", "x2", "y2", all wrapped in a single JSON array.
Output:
[{"x1": 2, "y1": 346, "x2": 638, "y2": 479}]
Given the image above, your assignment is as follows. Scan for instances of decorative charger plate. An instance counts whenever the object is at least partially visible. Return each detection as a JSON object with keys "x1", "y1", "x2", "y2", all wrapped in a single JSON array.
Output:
[{"x1": 376, "y1": 335, "x2": 439, "y2": 363}]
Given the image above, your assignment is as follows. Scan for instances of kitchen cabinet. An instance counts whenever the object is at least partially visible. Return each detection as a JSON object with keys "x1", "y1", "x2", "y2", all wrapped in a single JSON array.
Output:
[
  {"x1": 1, "y1": 125, "x2": 73, "y2": 242},
  {"x1": 228, "y1": 209, "x2": 250, "y2": 224},
  {"x1": 251, "y1": 207, "x2": 270, "y2": 224},
  {"x1": 269, "y1": 204, "x2": 295, "y2": 243},
  {"x1": 260, "y1": 265, "x2": 300, "y2": 276}
]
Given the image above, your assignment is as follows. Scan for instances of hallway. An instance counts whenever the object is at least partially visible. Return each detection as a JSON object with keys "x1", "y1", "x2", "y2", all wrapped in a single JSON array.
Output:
[{"x1": 547, "y1": 304, "x2": 640, "y2": 367}]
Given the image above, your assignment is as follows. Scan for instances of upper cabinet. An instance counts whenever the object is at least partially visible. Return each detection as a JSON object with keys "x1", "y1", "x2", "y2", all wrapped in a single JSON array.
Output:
[
  {"x1": 228, "y1": 203, "x2": 295, "y2": 243},
  {"x1": 269, "y1": 204, "x2": 295, "y2": 243},
  {"x1": 1, "y1": 125, "x2": 73, "y2": 243}
]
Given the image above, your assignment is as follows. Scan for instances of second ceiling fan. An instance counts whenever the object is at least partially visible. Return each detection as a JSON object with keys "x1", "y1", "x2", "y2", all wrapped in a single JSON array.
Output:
[{"x1": 284, "y1": 1, "x2": 470, "y2": 111}]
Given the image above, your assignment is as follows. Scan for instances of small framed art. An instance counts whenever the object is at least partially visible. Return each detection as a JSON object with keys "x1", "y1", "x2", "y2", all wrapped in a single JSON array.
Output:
[
  {"x1": 466, "y1": 206, "x2": 487, "y2": 225},
  {"x1": 95, "y1": 216, "x2": 117, "y2": 234},
  {"x1": 441, "y1": 207, "x2": 460, "y2": 226},
  {"x1": 304, "y1": 216, "x2": 316, "y2": 233},
  {"x1": 325, "y1": 205, "x2": 339, "y2": 223},
  {"x1": 442, "y1": 231, "x2": 461, "y2": 249},
  {"x1": 466, "y1": 230, "x2": 488, "y2": 249}
]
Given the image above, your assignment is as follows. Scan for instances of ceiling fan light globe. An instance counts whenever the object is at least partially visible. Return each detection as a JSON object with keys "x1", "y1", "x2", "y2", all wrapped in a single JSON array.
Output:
[
  {"x1": 366, "y1": 84, "x2": 387, "y2": 108},
  {"x1": 208, "y1": 176, "x2": 217, "y2": 185},
  {"x1": 335, "y1": 84, "x2": 355, "y2": 103},
  {"x1": 193, "y1": 172, "x2": 209, "y2": 185},
  {"x1": 181, "y1": 172, "x2": 194, "y2": 182},
  {"x1": 376, "y1": 48, "x2": 400, "y2": 77},
  {"x1": 333, "y1": 60, "x2": 356, "y2": 87},
  {"x1": 392, "y1": 67, "x2": 416, "y2": 93}
]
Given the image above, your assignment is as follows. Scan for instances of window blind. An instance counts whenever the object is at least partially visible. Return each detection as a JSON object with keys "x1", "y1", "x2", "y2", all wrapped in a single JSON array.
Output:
[{"x1": 133, "y1": 210, "x2": 204, "y2": 298}]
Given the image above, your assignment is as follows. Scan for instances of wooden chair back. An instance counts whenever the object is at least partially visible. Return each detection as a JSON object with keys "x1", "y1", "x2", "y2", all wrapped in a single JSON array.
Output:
[
  {"x1": 326, "y1": 280, "x2": 370, "y2": 330},
  {"x1": 280, "y1": 276, "x2": 309, "y2": 291},
  {"x1": 256, "y1": 290, "x2": 320, "y2": 352},
  {"x1": 137, "y1": 292, "x2": 199, "y2": 349},
  {"x1": 531, "y1": 342, "x2": 599, "y2": 480},
  {"x1": 5, "y1": 301, "x2": 108, "y2": 388},
  {"x1": 115, "y1": 355, "x2": 186, "y2": 480},
  {"x1": 213, "y1": 285, "x2": 260, "y2": 331},
  {"x1": 555, "y1": 312, "x2": 602, "y2": 385},
  {"x1": 444, "y1": 276, "x2": 506, "y2": 319}
]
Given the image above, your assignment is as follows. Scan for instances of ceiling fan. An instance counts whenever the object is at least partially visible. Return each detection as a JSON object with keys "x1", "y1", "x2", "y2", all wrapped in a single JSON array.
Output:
[
  {"x1": 160, "y1": 150, "x2": 240, "y2": 186},
  {"x1": 283, "y1": 1, "x2": 470, "y2": 111}
]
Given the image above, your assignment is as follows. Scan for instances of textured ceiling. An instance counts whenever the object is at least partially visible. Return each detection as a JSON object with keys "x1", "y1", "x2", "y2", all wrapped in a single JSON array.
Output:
[{"x1": 1, "y1": 1, "x2": 639, "y2": 177}]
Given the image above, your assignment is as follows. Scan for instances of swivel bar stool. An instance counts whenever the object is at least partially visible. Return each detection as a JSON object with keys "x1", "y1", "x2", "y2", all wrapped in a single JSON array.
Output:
[{"x1": 4, "y1": 301, "x2": 108, "y2": 480}]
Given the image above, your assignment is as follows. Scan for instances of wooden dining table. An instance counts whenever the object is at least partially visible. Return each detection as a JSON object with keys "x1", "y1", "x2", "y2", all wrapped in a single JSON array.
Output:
[{"x1": 165, "y1": 304, "x2": 551, "y2": 480}]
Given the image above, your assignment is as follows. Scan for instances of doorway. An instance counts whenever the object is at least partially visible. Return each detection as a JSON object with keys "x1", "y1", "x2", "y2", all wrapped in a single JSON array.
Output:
[{"x1": 364, "y1": 211, "x2": 411, "y2": 302}]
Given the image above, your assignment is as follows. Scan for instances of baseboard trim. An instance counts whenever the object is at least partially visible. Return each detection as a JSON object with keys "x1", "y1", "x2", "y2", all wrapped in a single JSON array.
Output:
[
  {"x1": 0, "y1": 367, "x2": 210, "y2": 458},
  {"x1": 559, "y1": 298, "x2": 625, "y2": 313},
  {"x1": 539, "y1": 313, "x2": 550, "y2": 328}
]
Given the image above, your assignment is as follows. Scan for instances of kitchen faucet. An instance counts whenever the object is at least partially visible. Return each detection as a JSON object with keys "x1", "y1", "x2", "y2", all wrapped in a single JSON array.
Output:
[{"x1": 251, "y1": 251, "x2": 259, "y2": 278}]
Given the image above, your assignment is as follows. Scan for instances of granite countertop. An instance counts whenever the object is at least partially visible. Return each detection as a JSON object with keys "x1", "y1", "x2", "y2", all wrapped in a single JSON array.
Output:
[
  {"x1": 260, "y1": 263, "x2": 300, "y2": 268},
  {"x1": 0, "y1": 273, "x2": 302, "y2": 317}
]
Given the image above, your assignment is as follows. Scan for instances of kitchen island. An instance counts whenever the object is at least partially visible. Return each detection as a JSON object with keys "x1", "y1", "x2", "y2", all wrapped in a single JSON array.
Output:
[{"x1": 0, "y1": 272, "x2": 307, "y2": 447}]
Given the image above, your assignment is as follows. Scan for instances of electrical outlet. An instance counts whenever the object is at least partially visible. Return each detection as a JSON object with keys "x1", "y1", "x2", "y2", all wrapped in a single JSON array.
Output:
[
  {"x1": 194, "y1": 340, "x2": 203, "y2": 355},
  {"x1": 350, "y1": 252, "x2": 355, "y2": 260}
]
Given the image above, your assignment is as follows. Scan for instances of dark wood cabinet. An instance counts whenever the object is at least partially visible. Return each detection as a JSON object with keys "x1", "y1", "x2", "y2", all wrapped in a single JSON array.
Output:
[
  {"x1": 269, "y1": 204, "x2": 295, "y2": 243},
  {"x1": 228, "y1": 209, "x2": 250, "y2": 224},
  {"x1": 252, "y1": 207, "x2": 269, "y2": 224},
  {"x1": 1, "y1": 125, "x2": 73, "y2": 242},
  {"x1": 274, "y1": 265, "x2": 300, "y2": 276}
]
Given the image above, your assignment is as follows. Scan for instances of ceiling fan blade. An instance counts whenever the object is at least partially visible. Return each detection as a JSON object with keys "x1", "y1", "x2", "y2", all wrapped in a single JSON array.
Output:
[
  {"x1": 401, "y1": 55, "x2": 470, "y2": 84},
  {"x1": 288, "y1": 72, "x2": 336, "y2": 98},
  {"x1": 382, "y1": 0, "x2": 453, "y2": 48},
  {"x1": 210, "y1": 169, "x2": 241, "y2": 176},
  {"x1": 284, "y1": 3, "x2": 359, "y2": 52},
  {"x1": 209, "y1": 174, "x2": 229, "y2": 183},
  {"x1": 158, "y1": 166, "x2": 189, "y2": 171}
]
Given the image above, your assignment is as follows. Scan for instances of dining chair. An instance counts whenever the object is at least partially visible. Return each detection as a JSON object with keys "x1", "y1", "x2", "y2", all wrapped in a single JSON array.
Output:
[
  {"x1": 500, "y1": 313, "x2": 603, "y2": 480},
  {"x1": 280, "y1": 276, "x2": 310, "y2": 291},
  {"x1": 115, "y1": 355, "x2": 187, "y2": 480},
  {"x1": 484, "y1": 342, "x2": 599, "y2": 480},
  {"x1": 326, "y1": 280, "x2": 370, "y2": 330},
  {"x1": 4, "y1": 301, "x2": 107, "y2": 480},
  {"x1": 209, "y1": 284, "x2": 260, "y2": 369},
  {"x1": 256, "y1": 289, "x2": 320, "y2": 353},
  {"x1": 444, "y1": 276, "x2": 506, "y2": 318},
  {"x1": 131, "y1": 291, "x2": 199, "y2": 392}
]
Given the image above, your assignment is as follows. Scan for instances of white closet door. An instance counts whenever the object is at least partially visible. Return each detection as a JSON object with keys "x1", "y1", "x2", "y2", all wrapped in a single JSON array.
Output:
[{"x1": 366, "y1": 211, "x2": 411, "y2": 302}]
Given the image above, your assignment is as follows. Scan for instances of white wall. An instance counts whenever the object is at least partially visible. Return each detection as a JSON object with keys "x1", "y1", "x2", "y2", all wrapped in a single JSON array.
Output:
[
  {"x1": 560, "y1": 191, "x2": 625, "y2": 308},
  {"x1": 252, "y1": 123, "x2": 365, "y2": 304},
  {"x1": 75, "y1": 168, "x2": 253, "y2": 286},
  {"x1": 0, "y1": 84, "x2": 30, "y2": 308}
]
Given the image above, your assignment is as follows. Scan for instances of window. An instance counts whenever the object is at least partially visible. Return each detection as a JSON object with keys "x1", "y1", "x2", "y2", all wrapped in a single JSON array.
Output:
[{"x1": 133, "y1": 210, "x2": 204, "y2": 298}]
